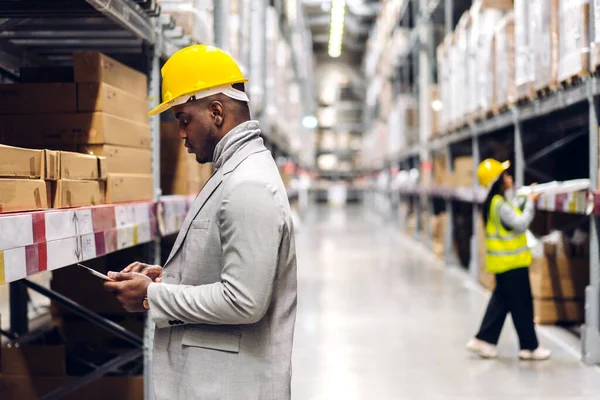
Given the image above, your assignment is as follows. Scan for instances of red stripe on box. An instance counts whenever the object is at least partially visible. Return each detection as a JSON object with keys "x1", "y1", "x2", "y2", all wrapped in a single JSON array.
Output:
[
  {"x1": 95, "y1": 232, "x2": 106, "y2": 256},
  {"x1": 25, "y1": 244, "x2": 39, "y2": 275},
  {"x1": 92, "y1": 206, "x2": 117, "y2": 232},
  {"x1": 32, "y1": 212, "x2": 46, "y2": 243},
  {"x1": 38, "y1": 242, "x2": 47, "y2": 272}
]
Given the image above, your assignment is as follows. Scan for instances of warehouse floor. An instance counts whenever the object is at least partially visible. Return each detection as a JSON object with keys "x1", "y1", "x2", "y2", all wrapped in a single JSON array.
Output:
[{"x1": 291, "y1": 205, "x2": 600, "y2": 399}]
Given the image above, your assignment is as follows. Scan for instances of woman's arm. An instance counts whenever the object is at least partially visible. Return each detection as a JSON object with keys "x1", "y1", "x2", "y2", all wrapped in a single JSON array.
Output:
[{"x1": 498, "y1": 199, "x2": 535, "y2": 233}]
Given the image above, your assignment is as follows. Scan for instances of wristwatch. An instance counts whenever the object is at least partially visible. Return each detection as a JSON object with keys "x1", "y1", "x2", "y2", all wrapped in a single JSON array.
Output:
[{"x1": 143, "y1": 295, "x2": 150, "y2": 311}]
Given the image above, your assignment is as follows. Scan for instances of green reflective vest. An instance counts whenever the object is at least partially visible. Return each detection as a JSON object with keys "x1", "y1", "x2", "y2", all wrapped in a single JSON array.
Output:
[{"x1": 485, "y1": 194, "x2": 532, "y2": 274}]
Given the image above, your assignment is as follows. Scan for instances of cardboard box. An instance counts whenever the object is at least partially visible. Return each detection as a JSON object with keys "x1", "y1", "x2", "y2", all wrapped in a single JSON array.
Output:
[
  {"x1": 50, "y1": 150, "x2": 107, "y2": 181},
  {"x1": 534, "y1": 298, "x2": 584, "y2": 324},
  {"x1": 80, "y1": 145, "x2": 151, "y2": 175},
  {"x1": 0, "y1": 83, "x2": 77, "y2": 114},
  {"x1": 0, "y1": 179, "x2": 49, "y2": 213},
  {"x1": 0, "y1": 144, "x2": 46, "y2": 179},
  {"x1": 74, "y1": 52, "x2": 148, "y2": 100},
  {"x1": 51, "y1": 180, "x2": 105, "y2": 208},
  {"x1": 530, "y1": 256, "x2": 588, "y2": 299},
  {"x1": 514, "y1": 0, "x2": 535, "y2": 100},
  {"x1": 105, "y1": 174, "x2": 153, "y2": 203},
  {"x1": 0, "y1": 376, "x2": 143, "y2": 400},
  {"x1": 0, "y1": 112, "x2": 151, "y2": 149},
  {"x1": 453, "y1": 156, "x2": 475, "y2": 187},
  {"x1": 1, "y1": 345, "x2": 66, "y2": 376},
  {"x1": 77, "y1": 83, "x2": 149, "y2": 124}
]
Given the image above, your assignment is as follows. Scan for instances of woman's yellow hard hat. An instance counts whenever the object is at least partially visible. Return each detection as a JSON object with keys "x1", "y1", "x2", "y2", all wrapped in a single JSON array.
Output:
[
  {"x1": 477, "y1": 159, "x2": 510, "y2": 188},
  {"x1": 148, "y1": 44, "x2": 249, "y2": 116}
]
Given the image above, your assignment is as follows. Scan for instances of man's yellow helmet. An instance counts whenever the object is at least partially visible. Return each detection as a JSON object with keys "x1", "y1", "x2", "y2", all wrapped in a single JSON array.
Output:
[
  {"x1": 477, "y1": 159, "x2": 510, "y2": 188},
  {"x1": 148, "y1": 44, "x2": 249, "y2": 116}
]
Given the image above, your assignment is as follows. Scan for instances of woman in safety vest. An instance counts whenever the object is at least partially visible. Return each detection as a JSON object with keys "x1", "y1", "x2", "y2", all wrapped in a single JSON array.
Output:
[{"x1": 466, "y1": 159, "x2": 551, "y2": 361}]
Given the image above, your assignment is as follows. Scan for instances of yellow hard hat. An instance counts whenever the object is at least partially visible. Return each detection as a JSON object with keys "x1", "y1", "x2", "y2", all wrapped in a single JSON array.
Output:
[
  {"x1": 148, "y1": 44, "x2": 249, "y2": 116},
  {"x1": 477, "y1": 159, "x2": 510, "y2": 188}
]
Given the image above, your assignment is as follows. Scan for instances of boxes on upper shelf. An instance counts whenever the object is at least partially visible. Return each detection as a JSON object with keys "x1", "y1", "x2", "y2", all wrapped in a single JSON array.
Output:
[
  {"x1": 51, "y1": 179, "x2": 105, "y2": 209},
  {"x1": 0, "y1": 83, "x2": 77, "y2": 114},
  {"x1": 0, "y1": 144, "x2": 48, "y2": 179},
  {"x1": 494, "y1": 11, "x2": 516, "y2": 111},
  {"x1": 514, "y1": 0, "x2": 535, "y2": 100},
  {"x1": 80, "y1": 145, "x2": 152, "y2": 175},
  {"x1": 73, "y1": 52, "x2": 148, "y2": 100},
  {"x1": 0, "y1": 179, "x2": 50, "y2": 213},
  {"x1": 531, "y1": 0, "x2": 559, "y2": 93},
  {"x1": 558, "y1": 0, "x2": 590, "y2": 84},
  {"x1": 453, "y1": 156, "x2": 475, "y2": 187},
  {"x1": 77, "y1": 83, "x2": 149, "y2": 124},
  {"x1": 105, "y1": 174, "x2": 154, "y2": 203},
  {"x1": 0, "y1": 113, "x2": 151, "y2": 149}
]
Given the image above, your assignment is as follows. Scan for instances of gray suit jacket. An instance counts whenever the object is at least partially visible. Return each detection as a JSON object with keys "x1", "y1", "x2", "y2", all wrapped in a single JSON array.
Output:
[{"x1": 147, "y1": 121, "x2": 298, "y2": 400}]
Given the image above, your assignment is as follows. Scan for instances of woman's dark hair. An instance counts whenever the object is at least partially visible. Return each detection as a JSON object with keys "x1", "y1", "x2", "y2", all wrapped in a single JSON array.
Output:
[{"x1": 482, "y1": 172, "x2": 505, "y2": 224}]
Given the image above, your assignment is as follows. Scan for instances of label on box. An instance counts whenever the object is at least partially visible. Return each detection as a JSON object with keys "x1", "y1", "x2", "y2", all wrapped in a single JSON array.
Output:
[
  {"x1": 2, "y1": 247, "x2": 27, "y2": 283},
  {"x1": 0, "y1": 215, "x2": 34, "y2": 252}
]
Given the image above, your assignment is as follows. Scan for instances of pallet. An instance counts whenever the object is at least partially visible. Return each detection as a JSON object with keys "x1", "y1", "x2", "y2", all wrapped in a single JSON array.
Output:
[
  {"x1": 535, "y1": 84, "x2": 559, "y2": 99},
  {"x1": 560, "y1": 70, "x2": 589, "y2": 88}
]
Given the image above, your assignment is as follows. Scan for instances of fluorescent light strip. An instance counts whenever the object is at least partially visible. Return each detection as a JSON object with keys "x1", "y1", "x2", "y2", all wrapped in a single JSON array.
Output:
[{"x1": 328, "y1": 0, "x2": 346, "y2": 58}]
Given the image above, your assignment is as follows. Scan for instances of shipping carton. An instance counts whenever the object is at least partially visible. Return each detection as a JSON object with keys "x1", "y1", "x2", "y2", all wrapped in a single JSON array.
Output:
[
  {"x1": 495, "y1": 12, "x2": 516, "y2": 110},
  {"x1": 0, "y1": 83, "x2": 77, "y2": 114},
  {"x1": 453, "y1": 156, "x2": 475, "y2": 187},
  {"x1": 514, "y1": 0, "x2": 535, "y2": 100},
  {"x1": 80, "y1": 145, "x2": 152, "y2": 175},
  {"x1": 0, "y1": 179, "x2": 50, "y2": 213},
  {"x1": 534, "y1": 298, "x2": 584, "y2": 324},
  {"x1": 105, "y1": 174, "x2": 153, "y2": 203},
  {"x1": 77, "y1": 83, "x2": 149, "y2": 124},
  {"x1": 0, "y1": 112, "x2": 151, "y2": 149},
  {"x1": 0, "y1": 144, "x2": 46, "y2": 179},
  {"x1": 74, "y1": 52, "x2": 148, "y2": 100},
  {"x1": 47, "y1": 150, "x2": 107, "y2": 181},
  {"x1": 51, "y1": 180, "x2": 105, "y2": 208},
  {"x1": 437, "y1": 38, "x2": 451, "y2": 133},
  {"x1": 0, "y1": 376, "x2": 143, "y2": 400},
  {"x1": 530, "y1": 255, "x2": 588, "y2": 299},
  {"x1": 558, "y1": 0, "x2": 590, "y2": 83},
  {"x1": 1, "y1": 345, "x2": 66, "y2": 376}
]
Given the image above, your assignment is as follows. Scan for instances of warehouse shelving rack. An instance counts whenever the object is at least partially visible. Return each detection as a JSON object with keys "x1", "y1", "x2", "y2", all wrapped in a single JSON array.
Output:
[
  {"x1": 0, "y1": 1, "x2": 312, "y2": 398},
  {"x1": 369, "y1": 0, "x2": 600, "y2": 365}
]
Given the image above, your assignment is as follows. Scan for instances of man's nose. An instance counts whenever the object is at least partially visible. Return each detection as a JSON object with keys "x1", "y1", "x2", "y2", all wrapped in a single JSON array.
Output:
[{"x1": 178, "y1": 127, "x2": 187, "y2": 139}]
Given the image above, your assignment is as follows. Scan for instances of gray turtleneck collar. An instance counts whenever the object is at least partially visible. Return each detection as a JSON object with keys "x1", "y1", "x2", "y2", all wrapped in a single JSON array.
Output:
[{"x1": 212, "y1": 120, "x2": 261, "y2": 170}]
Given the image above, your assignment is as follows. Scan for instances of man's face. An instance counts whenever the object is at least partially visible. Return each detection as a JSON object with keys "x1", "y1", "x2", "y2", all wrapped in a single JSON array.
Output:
[{"x1": 172, "y1": 101, "x2": 219, "y2": 164}]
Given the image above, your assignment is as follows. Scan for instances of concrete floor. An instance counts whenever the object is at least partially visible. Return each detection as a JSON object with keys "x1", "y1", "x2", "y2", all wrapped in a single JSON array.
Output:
[{"x1": 291, "y1": 205, "x2": 600, "y2": 400}]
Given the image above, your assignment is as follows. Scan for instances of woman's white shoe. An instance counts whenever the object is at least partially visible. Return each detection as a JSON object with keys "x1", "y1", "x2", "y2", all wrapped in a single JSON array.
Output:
[
  {"x1": 518, "y1": 347, "x2": 552, "y2": 361},
  {"x1": 466, "y1": 338, "x2": 498, "y2": 359}
]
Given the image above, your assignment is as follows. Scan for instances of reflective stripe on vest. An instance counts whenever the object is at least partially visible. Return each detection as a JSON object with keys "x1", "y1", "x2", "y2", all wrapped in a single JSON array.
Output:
[{"x1": 484, "y1": 194, "x2": 532, "y2": 274}]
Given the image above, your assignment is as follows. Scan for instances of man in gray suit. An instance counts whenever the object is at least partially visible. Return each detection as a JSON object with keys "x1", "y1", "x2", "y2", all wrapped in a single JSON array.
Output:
[{"x1": 104, "y1": 45, "x2": 298, "y2": 400}]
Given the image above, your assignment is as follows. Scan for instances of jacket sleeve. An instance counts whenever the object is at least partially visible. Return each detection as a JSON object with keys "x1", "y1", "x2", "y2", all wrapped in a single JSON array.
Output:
[
  {"x1": 147, "y1": 181, "x2": 284, "y2": 329},
  {"x1": 498, "y1": 198, "x2": 535, "y2": 234}
]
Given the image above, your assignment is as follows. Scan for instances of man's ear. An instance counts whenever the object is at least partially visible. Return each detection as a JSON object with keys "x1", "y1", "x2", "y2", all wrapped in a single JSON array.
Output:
[{"x1": 210, "y1": 101, "x2": 224, "y2": 127}]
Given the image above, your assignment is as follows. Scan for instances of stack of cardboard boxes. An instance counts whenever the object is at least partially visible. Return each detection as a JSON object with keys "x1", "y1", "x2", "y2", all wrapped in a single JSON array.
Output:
[
  {"x1": 530, "y1": 231, "x2": 588, "y2": 324},
  {"x1": 160, "y1": 122, "x2": 213, "y2": 195},
  {"x1": 431, "y1": 212, "x2": 448, "y2": 259},
  {"x1": 0, "y1": 144, "x2": 106, "y2": 212},
  {"x1": 0, "y1": 52, "x2": 153, "y2": 206},
  {"x1": 558, "y1": 0, "x2": 590, "y2": 83}
]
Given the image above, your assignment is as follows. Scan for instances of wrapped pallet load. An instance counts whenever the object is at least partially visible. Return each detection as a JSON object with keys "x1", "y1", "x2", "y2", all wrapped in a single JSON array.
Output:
[
  {"x1": 452, "y1": 13, "x2": 471, "y2": 128},
  {"x1": 436, "y1": 34, "x2": 453, "y2": 134},
  {"x1": 530, "y1": 0, "x2": 560, "y2": 93},
  {"x1": 494, "y1": 12, "x2": 516, "y2": 112},
  {"x1": 558, "y1": 0, "x2": 590, "y2": 84},
  {"x1": 514, "y1": 0, "x2": 535, "y2": 100},
  {"x1": 470, "y1": 0, "x2": 512, "y2": 118},
  {"x1": 592, "y1": 0, "x2": 600, "y2": 69}
]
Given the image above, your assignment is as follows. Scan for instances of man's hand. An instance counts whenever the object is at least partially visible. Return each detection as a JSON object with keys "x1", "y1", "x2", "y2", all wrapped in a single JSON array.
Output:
[
  {"x1": 104, "y1": 272, "x2": 152, "y2": 313},
  {"x1": 528, "y1": 183, "x2": 541, "y2": 203},
  {"x1": 122, "y1": 261, "x2": 163, "y2": 283}
]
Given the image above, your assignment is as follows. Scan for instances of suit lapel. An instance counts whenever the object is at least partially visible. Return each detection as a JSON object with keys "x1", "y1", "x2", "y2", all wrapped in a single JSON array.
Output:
[
  {"x1": 164, "y1": 168, "x2": 224, "y2": 266},
  {"x1": 163, "y1": 136, "x2": 268, "y2": 267}
]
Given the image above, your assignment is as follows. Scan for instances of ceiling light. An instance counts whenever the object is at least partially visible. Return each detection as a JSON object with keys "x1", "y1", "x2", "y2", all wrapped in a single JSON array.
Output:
[
  {"x1": 302, "y1": 115, "x2": 319, "y2": 129},
  {"x1": 328, "y1": 0, "x2": 346, "y2": 58}
]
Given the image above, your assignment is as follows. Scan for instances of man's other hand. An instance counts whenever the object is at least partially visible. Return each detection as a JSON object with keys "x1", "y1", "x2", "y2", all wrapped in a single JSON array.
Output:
[
  {"x1": 104, "y1": 272, "x2": 152, "y2": 313},
  {"x1": 122, "y1": 261, "x2": 163, "y2": 283}
]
